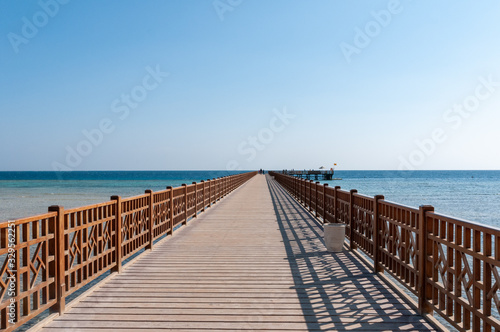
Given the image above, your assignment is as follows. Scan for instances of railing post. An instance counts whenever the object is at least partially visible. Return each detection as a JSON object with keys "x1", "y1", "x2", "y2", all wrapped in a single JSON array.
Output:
[
  {"x1": 418, "y1": 205, "x2": 435, "y2": 315},
  {"x1": 192, "y1": 182, "x2": 198, "y2": 217},
  {"x1": 48, "y1": 205, "x2": 65, "y2": 315},
  {"x1": 215, "y1": 178, "x2": 218, "y2": 202},
  {"x1": 111, "y1": 196, "x2": 122, "y2": 273},
  {"x1": 218, "y1": 177, "x2": 222, "y2": 200},
  {"x1": 182, "y1": 184, "x2": 188, "y2": 225},
  {"x1": 307, "y1": 180, "x2": 313, "y2": 211},
  {"x1": 315, "y1": 182, "x2": 320, "y2": 217},
  {"x1": 208, "y1": 180, "x2": 212, "y2": 207},
  {"x1": 213, "y1": 178, "x2": 217, "y2": 204},
  {"x1": 483, "y1": 227, "x2": 492, "y2": 330},
  {"x1": 305, "y1": 180, "x2": 309, "y2": 207},
  {"x1": 145, "y1": 190, "x2": 154, "y2": 250},
  {"x1": 299, "y1": 179, "x2": 306, "y2": 205},
  {"x1": 323, "y1": 184, "x2": 328, "y2": 223},
  {"x1": 296, "y1": 178, "x2": 299, "y2": 202},
  {"x1": 214, "y1": 178, "x2": 218, "y2": 202},
  {"x1": 201, "y1": 180, "x2": 205, "y2": 212},
  {"x1": 298, "y1": 179, "x2": 301, "y2": 202},
  {"x1": 333, "y1": 186, "x2": 340, "y2": 223},
  {"x1": 167, "y1": 186, "x2": 174, "y2": 235},
  {"x1": 300, "y1": 179, "x2": 303, "y2": 203},
  {"x1": 193, "y1": 182, "x2": 197, "y2": 215},
  {"x1": 373, "y1": 195, "x2": 384, "y2": 273},
  {"x1": 304, "y1": 180, "x2": 307, "y2": 206},
  {"x1": 349, "y1": 189, "x2": 358, "y2": 250}
]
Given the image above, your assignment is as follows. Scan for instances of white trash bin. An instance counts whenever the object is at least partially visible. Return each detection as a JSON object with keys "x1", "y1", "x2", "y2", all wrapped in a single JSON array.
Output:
[{"x1": 324, "y1": 223, "x2": 346, "y2": 252}]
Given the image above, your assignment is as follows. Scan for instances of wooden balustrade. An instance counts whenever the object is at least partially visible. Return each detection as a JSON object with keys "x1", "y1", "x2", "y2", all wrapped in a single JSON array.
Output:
[
  {"x1": 0, "y1": 171, "x2": 257, "y2": 331},
  {"x1": 270, "y1": 171, "x2": 500, "y2": 332}
]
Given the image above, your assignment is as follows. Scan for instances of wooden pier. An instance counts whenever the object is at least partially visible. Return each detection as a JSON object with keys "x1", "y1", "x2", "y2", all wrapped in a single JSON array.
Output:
[
  {"x1": 34, "y1": 175, "x2": 437, "y2": 331},
  {"x1": 283, "y1": 170, "x2": 335, "y2": 180}
]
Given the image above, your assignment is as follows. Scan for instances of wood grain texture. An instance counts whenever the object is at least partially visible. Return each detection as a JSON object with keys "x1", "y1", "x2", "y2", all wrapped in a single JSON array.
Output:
[{"x1": 39, "y1": 175, "x2": 436, "y2": 331}]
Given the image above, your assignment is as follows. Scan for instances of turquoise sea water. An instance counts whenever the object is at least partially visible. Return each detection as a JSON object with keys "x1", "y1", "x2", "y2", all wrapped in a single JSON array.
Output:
[
  {"x1": 1, "y1": 170, "x2": 499, "y2": 229},
  {"x1": 325, "y1": 170, "x2": 500, "y2": 228},
  {"x1": 0, "y1": 171, "x2": 247, "y2": 221}
]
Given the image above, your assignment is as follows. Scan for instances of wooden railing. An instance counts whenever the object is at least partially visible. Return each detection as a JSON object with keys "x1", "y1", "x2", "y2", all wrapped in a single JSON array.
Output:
[
  {"x1": 270, "y1": 171, "x2": 500, "y2": 332},
  {"x1": 0, "y1": 171, "x2": 257, "y2": 331}
]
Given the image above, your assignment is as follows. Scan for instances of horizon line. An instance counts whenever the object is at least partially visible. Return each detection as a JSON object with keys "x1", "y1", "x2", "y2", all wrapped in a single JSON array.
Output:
[{"x1": 1, "y1": 169, "x2": 500, "y2": 172}]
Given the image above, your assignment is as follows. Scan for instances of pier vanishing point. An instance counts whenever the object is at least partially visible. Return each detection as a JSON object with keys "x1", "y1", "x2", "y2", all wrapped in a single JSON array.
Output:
[{"x1": 2, "y1": 171, "x2": 500, "y2": 331}]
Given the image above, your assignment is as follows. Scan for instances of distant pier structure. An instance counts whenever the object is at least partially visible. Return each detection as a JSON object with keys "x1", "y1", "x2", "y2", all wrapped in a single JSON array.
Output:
[{"x1": 282, "y1": 169, "x2": 334, "y2": 180}]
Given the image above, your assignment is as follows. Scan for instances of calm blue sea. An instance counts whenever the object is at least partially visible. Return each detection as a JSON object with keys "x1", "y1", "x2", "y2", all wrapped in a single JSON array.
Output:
[
  {"x1": 0, "y1": 171, "x2": 247, "y2": 221},
  {"x1": 325, "y1": 170, "x2": 500, "y2": 228},
  {"x1": 1, "y1": 170, "x2": 499, "y2": 230}
]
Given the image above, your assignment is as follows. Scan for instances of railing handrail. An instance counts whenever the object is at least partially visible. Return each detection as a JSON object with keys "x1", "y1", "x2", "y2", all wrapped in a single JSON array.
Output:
[
  {"x1": 269, "y1": 171, "x2": 500, "y2": 332},
  {"x1": 0, "y1": 171, "x2": 257, "y2": 331},
  {"x1": 427, "y1": 210, "x2": 500, "y2": 233}
]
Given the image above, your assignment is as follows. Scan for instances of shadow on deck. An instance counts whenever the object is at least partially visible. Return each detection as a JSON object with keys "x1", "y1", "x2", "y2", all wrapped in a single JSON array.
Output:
[{"x1": 266, "y1": 175, "x2": 436, "y2": 331}]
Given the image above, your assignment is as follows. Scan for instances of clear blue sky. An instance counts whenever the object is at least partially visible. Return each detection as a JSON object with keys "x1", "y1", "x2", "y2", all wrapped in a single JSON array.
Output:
[{"x1": 1, "y1": 0, "x2": 499, "y2": 171}]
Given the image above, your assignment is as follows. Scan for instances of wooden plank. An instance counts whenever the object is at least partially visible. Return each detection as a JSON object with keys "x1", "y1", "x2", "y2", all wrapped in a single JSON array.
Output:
[
  {"x1": 78, "y1": 296, "x2": 410, "y2": 305},
  {"x1": 90, "y1": 284, "x2": 398, "y2": 292},
  {"x1": 97, "y1": 283, "x2": 393, "y2": 290},
  {"x1": 75, "y1": 301, "x2": 414, "y2": 310},
  {"x1": 67, "y1": 307, "x2": 414, "y2": 316},
  {"x1": 42, "y1": 328, "x2": 437, "y2": 332},
  {"x1": 53, "y1": 313, "x2": 435, "y2": 324},
  {"x1": 44, "y1": 320, "x2": 437, "y2": 331}
]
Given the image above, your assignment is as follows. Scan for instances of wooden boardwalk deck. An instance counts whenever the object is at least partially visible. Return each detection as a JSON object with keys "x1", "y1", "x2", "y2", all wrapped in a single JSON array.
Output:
[{"x1": 38, "y1": 174, "x2": 437, "y2": 331}]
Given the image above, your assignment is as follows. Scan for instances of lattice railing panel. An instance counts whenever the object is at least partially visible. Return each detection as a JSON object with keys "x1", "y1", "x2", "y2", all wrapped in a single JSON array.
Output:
[
  {"x1": 63, "y1": 202, "x2": 116, "y2": 297},
  {"x1": 121, "y1": 195, "x2": 149, "y2": 260},
  {"x1": 324, "y1": 187, "x2": 335, "y2": 224},
  {"x1": 186, "y1": 185, "x2": 197, "y2": 219},
  {"x1": 0, "y1": 213, "x2": 57, "y2": 331},
  {"x1": 378, "y1": 201, "x2": 419, "y2": 294},
  {"x1": 351, "y1": 193, "x2": 375, "y2": 258},
  {"x1": 152, "y1": 190, "x2": 171, "y2": 240},
  {"x1": 171, "y1": 188, "x2": 185, "y2": 227},
  {"x1": 425, "y1": 212, "x2": 500, "y2": 331}
]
